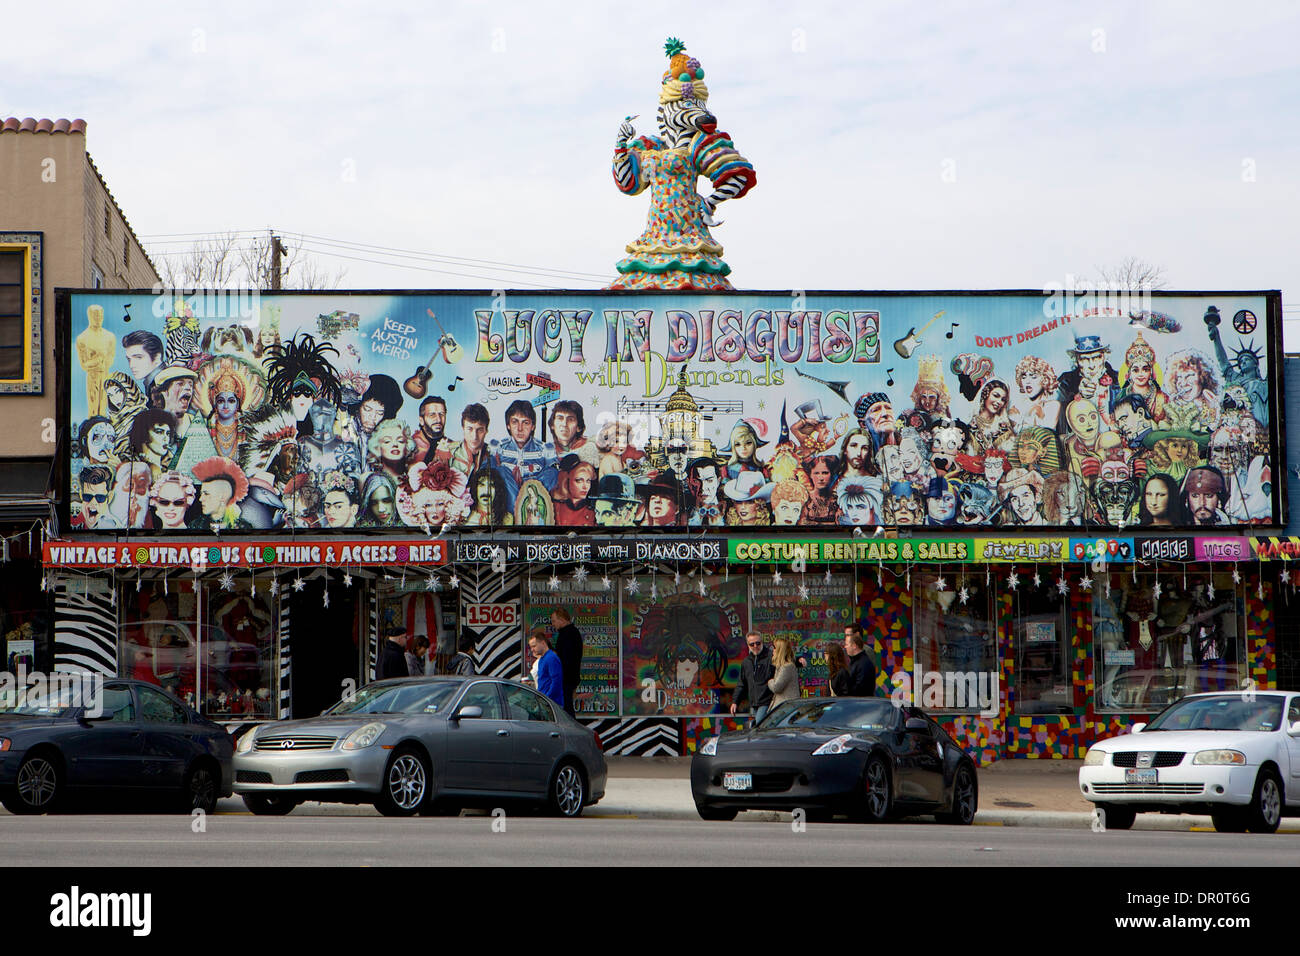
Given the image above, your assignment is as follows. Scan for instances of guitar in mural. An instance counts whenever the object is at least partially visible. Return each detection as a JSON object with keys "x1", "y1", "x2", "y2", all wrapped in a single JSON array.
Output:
[
  {"x1": 426, "y1": 309, "x2": 465, "y2": 364},
  {"x1": 794, "y1": 367, "x2": 851, "y2": 404},
  {"x1": 403, "y1": 352, "x2": 439, "y2": 399},
  {"x1": 893, "y1": 311, "x2": 945, "y2": 359}
]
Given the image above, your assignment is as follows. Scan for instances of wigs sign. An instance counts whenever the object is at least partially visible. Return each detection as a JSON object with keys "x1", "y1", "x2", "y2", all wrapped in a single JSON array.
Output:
[{"x1": 63, "y1": 290, "x2": 1279, "y2": 535}]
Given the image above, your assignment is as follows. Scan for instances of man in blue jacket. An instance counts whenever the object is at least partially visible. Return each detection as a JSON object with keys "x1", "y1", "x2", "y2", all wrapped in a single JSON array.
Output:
[{"x1": 529, "y1": 628, "x2": 566, "y2": 711}]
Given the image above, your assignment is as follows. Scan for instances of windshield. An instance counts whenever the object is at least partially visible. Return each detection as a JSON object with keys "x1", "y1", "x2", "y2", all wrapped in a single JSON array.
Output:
[
  {"x1": 1146, "y1": 695, "x2": 1284, "y2": 733},
  {"x1": 762, "y1": 698, "x2": 900, "y2": 733},
  {"x1": 324, "y1": 681, "x2": 459, "y2": 716}
]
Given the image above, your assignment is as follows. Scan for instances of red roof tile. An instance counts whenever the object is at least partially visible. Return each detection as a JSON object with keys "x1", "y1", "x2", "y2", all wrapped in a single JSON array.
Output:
[{"x1": 1, "y1": 117, "x2": 87, "y2": 134}]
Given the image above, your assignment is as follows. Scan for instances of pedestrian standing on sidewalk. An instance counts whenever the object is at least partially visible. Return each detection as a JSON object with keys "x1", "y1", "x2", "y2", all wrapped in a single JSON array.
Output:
[
  {"x1": 406, "y1": 635, "x2": 429, "y2": 676},
  {"x1": 824, "y1": 643, "x2": 850, "y2": 697},
  {"x1": 551, "y1": 607, "x2": 584, "y2": 718},
  {"x1": 842, "y1": 627, "x2": 878, "y2": 697},
  {"x1": 730, "y1": 631, "x2": 774, "y2": 724},
  {"x1": 766, "y1": 638, "x2": 801, "y2": 706},
  {"x1": 528, "y1": 628, "x2": 565, "y2": 710},
  {"x1": 377, "y1": 625, "x2": 408, "y2": 681}
]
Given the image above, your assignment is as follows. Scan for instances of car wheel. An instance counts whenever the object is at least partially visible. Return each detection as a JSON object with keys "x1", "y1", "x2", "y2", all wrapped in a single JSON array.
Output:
[
  {"x1": 695, "y1": 804, "x2": 738, "y2": 821},
  {"x1": 6, "y1": 754, "x2": 62, "y2": 814},
  {"x1": 548, "y1": 761, "x2": 586, "y2": 818},
  {"x1": 182, "y1": 762, "x2": 219, "y2": 814},
  {"x1": 1245, "y1": 768, "x2": 1283, "y2": 834},
  {"x1": 1096, "y1": 803, "x2": 1136, "y2": 831},
  {"x1": 374, "y1": 747, "x2": 429, "y2": 817},
  {"x1": 936, "y1": 763, "x2": 978, "y2": 825},
  {"x1": 857, "y1": 755, "x2": 893, "y2": 823},
  {"x1": 1210, "y1": 809, "x2": 1248, "y2": 833},
  {"x1": 242, "y1": 794, "x2": 298, "y2": 816}
]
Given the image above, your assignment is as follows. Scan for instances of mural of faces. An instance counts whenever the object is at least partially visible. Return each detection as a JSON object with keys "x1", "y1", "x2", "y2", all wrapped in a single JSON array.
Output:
[{"x1": 66, "y1": 294, "x2": 1274, "y2": 532}]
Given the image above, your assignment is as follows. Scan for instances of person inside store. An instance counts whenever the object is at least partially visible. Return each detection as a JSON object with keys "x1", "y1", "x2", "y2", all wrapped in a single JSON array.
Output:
[
  {"x1": 407, "y1": 635, "x2": 429, "y2": 676},
  {"x1": 377, "y1": 625, "x2": 408, "y2": 680},
  {"x1": 528, "y1": 629, "x2": 566, "y2": 710},
  {"x1": 551, "y1": 608, "x2": 584, "y2": 718},
  {"x1": 842, "y1": 625, "x2": 878, "y2": 696},
  {"x1": 730, "y1": 631, "x2": 775, "y2": 723}
]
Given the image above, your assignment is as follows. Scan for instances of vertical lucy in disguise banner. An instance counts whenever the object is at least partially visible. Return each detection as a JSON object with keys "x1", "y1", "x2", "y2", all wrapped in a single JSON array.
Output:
[
  {"x1": 749, "y1": 573, "x2": 856, "y2": 696},
  {"x1": 622, "y1": 576, "x2": 748, "y2": 716},
  {"x1": 523, "y1": 581, "x2": 619, "y2": 715}
]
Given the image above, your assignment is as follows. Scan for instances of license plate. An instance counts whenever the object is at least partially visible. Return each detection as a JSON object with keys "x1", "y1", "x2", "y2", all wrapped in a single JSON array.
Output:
[
  {"x1": 723, "y1": 772, "x2": 753, "y2": 791},
  {"x1": 1125, "y1": 769, "x2": 1158, "y2": 784}
]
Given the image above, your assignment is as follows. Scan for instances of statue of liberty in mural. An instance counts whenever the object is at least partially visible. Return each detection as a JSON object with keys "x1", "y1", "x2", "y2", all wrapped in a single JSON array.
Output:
[{"x1": 609, "y1": 39, "x2": 757, "y2": 291}]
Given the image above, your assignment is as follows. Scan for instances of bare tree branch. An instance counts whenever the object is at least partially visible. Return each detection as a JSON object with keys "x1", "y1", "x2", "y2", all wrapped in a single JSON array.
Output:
[
  {"x1": 147, "y1": 232, "x2": 346, "y2": 290},
  {"x1": 1092, "y1": 257, "x2": 1168, "y2": 291}
]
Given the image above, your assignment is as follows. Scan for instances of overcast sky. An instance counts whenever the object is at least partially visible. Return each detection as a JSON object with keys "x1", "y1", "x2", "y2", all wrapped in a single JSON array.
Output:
[{"x1": 7, "y1": 1, "x2": 1300, "y2": 337}]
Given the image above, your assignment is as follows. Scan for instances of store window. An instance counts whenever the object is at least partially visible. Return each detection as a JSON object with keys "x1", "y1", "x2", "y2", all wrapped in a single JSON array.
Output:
[
  {"x1": 911, "y1": 568, "x2": 996, "y2": 714},
  {"x1": 750, "y1": 572, "x2": 855, "y2": 698},
  {"x1": 1014, "y1": 586, "x2": 1071, "y2": 715},
  {"x1": 1093, "y1": 570, "x2": 1241, "y2": 713},
  {"x1": 377, "y1": 583, "x2": 450, "y2": 674},
  {"x1": 119, "y1": 580, "x2": 277, "y2": 719}
]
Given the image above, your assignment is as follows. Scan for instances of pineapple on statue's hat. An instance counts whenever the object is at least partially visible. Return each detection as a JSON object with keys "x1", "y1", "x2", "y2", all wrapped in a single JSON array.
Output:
[{"x1": 660, "y1": 37, "x2": 709, "y2": 104}]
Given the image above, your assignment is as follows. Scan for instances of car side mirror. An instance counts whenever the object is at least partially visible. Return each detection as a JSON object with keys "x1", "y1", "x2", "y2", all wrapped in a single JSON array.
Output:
[
  {"x1": 1288, "y1": 721, "x2": 1300, "y2": 737},
  {"x1": 1131, "y1": 722, "x2": 1147, "y2": 734},
  {"x1": 904, "y1": 717, "x2": 929, "y2": 733},
  {"x1": 452, "y1": 705, "x2": 483, "y2": 723}
]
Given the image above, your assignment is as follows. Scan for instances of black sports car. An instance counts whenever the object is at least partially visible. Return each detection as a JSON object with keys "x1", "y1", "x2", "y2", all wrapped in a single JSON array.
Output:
[
  {"x1": 691, "y1": 698, "x2": 978, "y2": 823},
  {"x1": 0, "y1": 678, "x2": 234, "y2": 814}
]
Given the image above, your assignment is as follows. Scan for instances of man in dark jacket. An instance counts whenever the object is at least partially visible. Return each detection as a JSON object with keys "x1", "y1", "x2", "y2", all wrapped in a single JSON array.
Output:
[
  {"x1": 843, "y1": 626, "x2": 878, "y2": 697},
  {"x1": 551, "y1": 608, "x2": 584, "y2": 717},
  {"x1": 377, "y1": 626, "x2": 409, "y2": 681},
  {"x1": 730, "y1": 631, "x2": 775, "y2": 723}
]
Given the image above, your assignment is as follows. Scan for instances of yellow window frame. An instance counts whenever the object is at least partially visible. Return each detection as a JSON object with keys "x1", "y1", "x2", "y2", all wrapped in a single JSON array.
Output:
[{"x1": 0, "y1": 241, "x2": 34, "y2": 386}]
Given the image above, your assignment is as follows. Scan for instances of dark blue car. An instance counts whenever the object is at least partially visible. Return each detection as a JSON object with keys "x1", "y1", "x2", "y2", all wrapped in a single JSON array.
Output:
[{"x1": 0, "y1": 678, "x2": 234, "y2": 814}]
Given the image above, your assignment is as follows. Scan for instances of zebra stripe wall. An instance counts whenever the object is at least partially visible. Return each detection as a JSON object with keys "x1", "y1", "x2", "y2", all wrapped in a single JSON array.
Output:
[
  {"x1": 456, "y1": 565, "x2": 523, "y2": 679},
  {"x1": 277, "y1": 591, "x2": 291, "y2": 718},
  {"x1": 53, "y1": 576, "x2": 118, "y2": 676},
  {"x1": 584, "y1": 718, "x2": 681, "y2": 756}
]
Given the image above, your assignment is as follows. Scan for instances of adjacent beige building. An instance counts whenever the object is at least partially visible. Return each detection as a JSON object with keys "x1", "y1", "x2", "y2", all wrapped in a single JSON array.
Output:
[{"x1": 0, "y1": 116, "x2": 159, "y2": 666}]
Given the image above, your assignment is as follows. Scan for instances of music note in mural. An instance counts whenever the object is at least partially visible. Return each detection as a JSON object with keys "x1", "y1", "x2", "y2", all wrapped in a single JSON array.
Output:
[
  {"x1": 946, "y1": 322, "x2": 959, "y2": 339},
  {"x1": 448, "y1": 375, "x2": 465, "y2": 392},
  {"x1": 121, "y1": 303, "x2": 132, "y2": 324},
  {"x1": 886, "y1": 368, "x2": 895, "y2": 387}
]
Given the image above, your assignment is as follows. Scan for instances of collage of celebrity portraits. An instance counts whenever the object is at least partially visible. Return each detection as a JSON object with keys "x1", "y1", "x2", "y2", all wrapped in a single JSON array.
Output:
[{"x1": 67, "y1": 294, "x2": 1275, "y2": 534}]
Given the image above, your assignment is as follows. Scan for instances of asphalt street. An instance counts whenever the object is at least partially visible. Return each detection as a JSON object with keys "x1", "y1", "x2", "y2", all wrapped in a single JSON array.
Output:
[{"x1": 2, "y1": 813, "x2": 1296, "y2": 866}]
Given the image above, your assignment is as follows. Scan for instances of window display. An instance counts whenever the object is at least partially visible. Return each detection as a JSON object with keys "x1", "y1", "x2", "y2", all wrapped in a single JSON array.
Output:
[
  {"x1": 119, "y1": 580, "x2": 277, "y2": 718},
  {"x1": 1014, "y1": 588, "x2": 1071, "y2": 715},
  {"x1": 524, "y1": 579, "x2": 618, "y2": 715},
  {"x1": 750, "y1": 573, "x2": 856, "y2": 697},
  {"x1": 1093, "y1": 571, "x2": 1240, "y2": 713},
  {"x1": 911, "y1": 568, "x2": 995, "y2": 714}
]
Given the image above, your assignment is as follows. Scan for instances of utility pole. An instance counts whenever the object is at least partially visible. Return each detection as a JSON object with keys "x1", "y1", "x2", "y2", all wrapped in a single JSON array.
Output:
[{"x1": 270, "y1": 232, "x2": 284, "y2": 290}]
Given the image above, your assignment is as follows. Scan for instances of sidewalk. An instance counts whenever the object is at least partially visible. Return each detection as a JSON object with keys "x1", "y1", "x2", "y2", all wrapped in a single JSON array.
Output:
[{"x1": 596, "y1": 756, "x2": 1300, "y2": 831}]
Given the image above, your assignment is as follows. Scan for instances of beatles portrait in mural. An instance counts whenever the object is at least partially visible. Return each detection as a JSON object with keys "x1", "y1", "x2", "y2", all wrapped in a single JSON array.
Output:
[{"x1": 65, "y1": 291, "x2": 1278, "y2": 533}]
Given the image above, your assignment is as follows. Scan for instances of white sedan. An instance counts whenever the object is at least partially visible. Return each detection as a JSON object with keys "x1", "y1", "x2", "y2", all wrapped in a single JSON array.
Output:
[{"x1": 1078, "y1": 690, "x2": 1300, "y2": 833}]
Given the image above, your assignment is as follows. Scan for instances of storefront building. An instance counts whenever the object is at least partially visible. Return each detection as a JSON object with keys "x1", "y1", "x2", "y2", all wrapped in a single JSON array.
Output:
[{"x1": 43, "y1": 289, "x2": 1290, "y2": 761}]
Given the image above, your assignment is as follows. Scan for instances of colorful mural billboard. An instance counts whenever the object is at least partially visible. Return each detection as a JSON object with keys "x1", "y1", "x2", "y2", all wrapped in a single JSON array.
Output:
[{"x1": 62, "y1": 290, "x2": 1281, "y2": 533}]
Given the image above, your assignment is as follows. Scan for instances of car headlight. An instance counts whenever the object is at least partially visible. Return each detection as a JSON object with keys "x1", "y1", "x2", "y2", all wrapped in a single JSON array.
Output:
[
  {"x1": 236, "y1": 732, "x2": 256, "y2": 755},
  {"x1": 1192, "y1": 749, "x2": 1246, "y2": 765},
  {"x1": 813, "y1": 734, "x2": 855, "y2": 756},
  {"x1": 700, "y1": 737, "x2": 719, "y2": 757},
  {"x1": 1083, "y1": 747, "x2": 1108, "y2": 766},
  {"x1": 0, "y1": 738, "x2": 11, "y2": 752},
  {"x1": 341, "y1": 722, "x2": 387, "y2": 750}
]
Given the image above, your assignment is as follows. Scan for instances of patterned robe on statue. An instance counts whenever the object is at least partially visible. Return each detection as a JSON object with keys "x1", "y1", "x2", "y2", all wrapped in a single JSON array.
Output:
[{"x1": 609, "y1": 132, "x2": 755, "y2": 292}]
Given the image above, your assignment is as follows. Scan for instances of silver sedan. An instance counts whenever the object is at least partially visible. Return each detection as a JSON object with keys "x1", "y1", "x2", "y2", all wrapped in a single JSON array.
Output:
[{"x1": 233, "y1": 677, "x2": 606, "y2": 817}]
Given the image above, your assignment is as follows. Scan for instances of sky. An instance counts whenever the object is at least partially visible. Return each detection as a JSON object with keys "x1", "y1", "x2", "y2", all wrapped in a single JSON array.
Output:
[{"x1": 6, "y1": 0, "x2": 1300, "y2": 339}]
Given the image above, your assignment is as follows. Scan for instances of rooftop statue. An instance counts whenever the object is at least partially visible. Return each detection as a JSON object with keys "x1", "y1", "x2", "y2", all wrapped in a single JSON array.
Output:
[{"x1": 608, "y1": 38, "x2": 757, "y2": 291}]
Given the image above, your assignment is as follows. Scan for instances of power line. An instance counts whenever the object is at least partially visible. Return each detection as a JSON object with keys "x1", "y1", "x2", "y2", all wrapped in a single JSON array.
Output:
[
  {"x1": 293, "y1": 243, "x2": 609, "y2": 289},
  {"x1": 282, "y1": 231, "x2": 612, "y2": 281}
]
